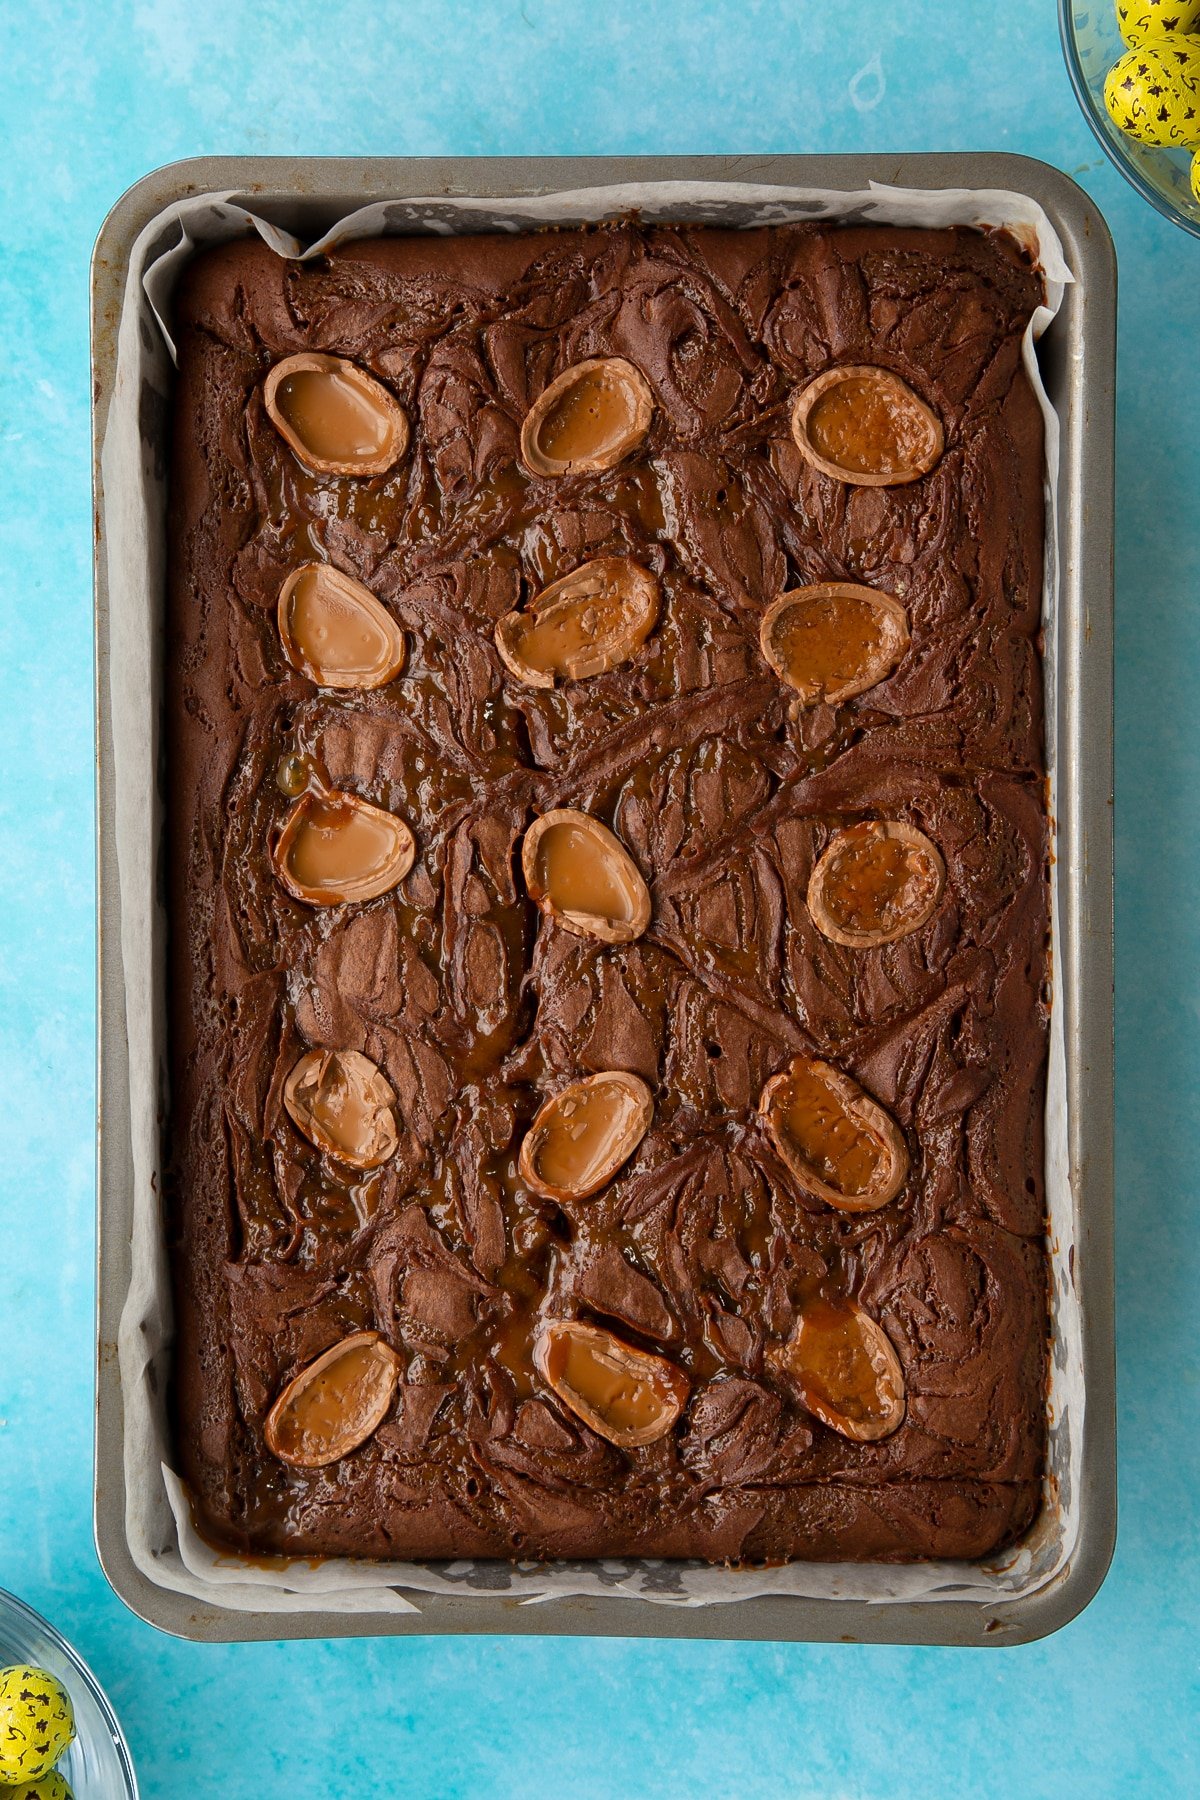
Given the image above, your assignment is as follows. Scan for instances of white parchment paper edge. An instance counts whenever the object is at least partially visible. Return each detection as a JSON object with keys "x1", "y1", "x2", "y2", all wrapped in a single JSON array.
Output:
[{"x1": 102, "y1": 179, "x2": 1079, "y2": 1614}]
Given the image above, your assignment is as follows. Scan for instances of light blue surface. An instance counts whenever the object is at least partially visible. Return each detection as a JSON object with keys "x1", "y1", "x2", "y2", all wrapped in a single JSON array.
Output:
[{"x1": 0, "y1": 1, "x2": 1196, "y2": 1795}]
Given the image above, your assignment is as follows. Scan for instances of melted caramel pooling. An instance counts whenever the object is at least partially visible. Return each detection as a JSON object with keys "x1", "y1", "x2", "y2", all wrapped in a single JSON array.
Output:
[
  {"x1": 776, "y1": 1062, "x2": 883, "y2": 1197},
  {"x1": 285, "y1": 568, "x2": 398, "y2": 682},
  {"x1": 823, "y1": 827, "x2": 939, "y2": 935},
  {"x1": 798, "y1": 1301, "x2": 897, "y2": 1430},
  {"x1": 536, "y1": 821, "x2": 638, "y2": 925},
  {"x1": 286, "y1": 797, "x2": 404, "y2": 897},
  {"x1": 807, "y1": 376, "x2": 934, "y2": 477},
  {"x1": 274, "y1": 368, "x2": 394, "y2": 466},
  {"x1": 773, "y1": 592, "x2": 888, "y2": 696},
  {"x1": 270, "y1": 1339, "x2": 393, "y2": 1463},
  {"x1": 276, "y1": 752, "x2": 310, "y2": 797},
  {"x1": 538, "y1": 369, "x2": 642, "y2": 466},
  {"x1": 545, "y1": 1332, "x2": 671, "y2": 1437},
  {"x1": 517, "y1": 582, "x2": 633, "y2": 678},
  {"x1": 531, "y1": 1081, "x2": 644, "y2": 1192},
  {"x1": 291, "y1": 1052, "x2": 394, "y2": 1165}
]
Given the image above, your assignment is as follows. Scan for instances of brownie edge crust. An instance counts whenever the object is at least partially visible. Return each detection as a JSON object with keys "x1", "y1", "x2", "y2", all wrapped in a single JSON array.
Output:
[{"x1": 166, "y1": 221, "x2": 1050, "y2": 1565}]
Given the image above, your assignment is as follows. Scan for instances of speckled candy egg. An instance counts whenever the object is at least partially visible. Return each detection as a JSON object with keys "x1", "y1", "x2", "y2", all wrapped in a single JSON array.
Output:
[
  {"x1": 1192, "y1": 147, "x2": 1200, "y2": 199},
  {"x1": 1, "y1": 1775, "x2": 75, "y2": 1800},
  {"x1": 0, "y1": 1668, "x2": 75, "y2": 1783},
  {"x1": 1105, "y1": 35, "x2": 1200, "y2": 145},
  {"x1": 1117, "y1": 0, "x2": 1200, "y2": 48}
]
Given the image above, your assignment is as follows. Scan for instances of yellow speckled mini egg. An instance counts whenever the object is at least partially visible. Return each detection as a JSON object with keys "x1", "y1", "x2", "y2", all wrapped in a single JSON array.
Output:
[
  {"x1": 1192, "y1": 147, "x2": 1200, "y2": 198},
  {"x1": 1117, "y1": 0, "x2": 1200, "y2": 48},
  {"x1": 1105, "y1": 35, "x2": 1200, "y2": 145},
  {"x1": 0, "y1": 1774, "x2": 75, "y2": 1800},
  {"x1": 0, "y1": 1668, "x2": 75, "y2": 1784}
]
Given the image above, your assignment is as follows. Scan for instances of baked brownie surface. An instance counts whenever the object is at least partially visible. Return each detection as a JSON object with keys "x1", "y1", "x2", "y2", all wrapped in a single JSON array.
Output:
[{"x1": 167, "y1": 222, "x2": 1049, "y2": 1563}]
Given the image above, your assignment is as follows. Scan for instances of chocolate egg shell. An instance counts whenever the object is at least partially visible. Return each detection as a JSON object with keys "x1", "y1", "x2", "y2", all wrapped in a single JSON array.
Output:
[
  {"x1": 0, "y1": 1666, "x2": 75, "y2": 1785},
  {"x1": 264, "y1": 1331, "x2": 401, "y2": 1467},
  {"x1": 533, "y1": 1319, "x2": 688, "y2": 1448},
  {"x1": 767, "y1": 1299, "x2": 905, "y2": 1442},
  {"x1": 278, "y1": 563, "x2": 406, "y2": 689},
  {"x1": 518, "y1": 1071, "x2": 654, "y2": 1201},
  {"x1": 283, "y1": 1048, "x2": 399, "y2": 1170},
  {"x1": 273, "y1": 789, "x2": 416, "y2": 907},
  {"x1": 791, "y1": 365, "x2": 943, "y2": 486},
  {"x1": 495, "y1": 557, "x2": 660, "y2": 688},
  {"x1": 807, "y1": 820, "x2": 945, "y2": 948},
  {"x1": 759, "y1": 1055, "x2": 908, "y2": 1213},
  {"x1": 760, "y1": 582, "x2": 909, "y2": 706},
  {"x1": 522, "y1": 808, "x2": 651, "y2": 944},
  {"x1": 1104, "y1": 37, "x2": 1200, "y2": 146},
  {"x1": 4, "y1": 1773, "x2": 75, "y2": 1800},
  {"x1": 264, "y1": 352, "x2": 409, "y2": 476},
  {"x1": 1118, "y1": 0, "x2": 1200, "y2": 48},
  {"x1": 520, "y1": 357, "x2": 654, "y2": 477},
  {"x1": 7, "y1": 1775, "x2": 76, "y2": 1800}
]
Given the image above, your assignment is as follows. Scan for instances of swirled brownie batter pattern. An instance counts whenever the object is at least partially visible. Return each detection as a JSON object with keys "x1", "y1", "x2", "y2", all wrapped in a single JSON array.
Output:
[{"x1": 168, "y1": 220, "x2": 1049, "y2": 1563}]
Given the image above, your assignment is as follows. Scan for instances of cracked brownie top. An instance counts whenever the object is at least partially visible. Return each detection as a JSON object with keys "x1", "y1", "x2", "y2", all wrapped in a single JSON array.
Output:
[{"x1": 167, "y1": 220, "x2": 1049, "y2": 1564}]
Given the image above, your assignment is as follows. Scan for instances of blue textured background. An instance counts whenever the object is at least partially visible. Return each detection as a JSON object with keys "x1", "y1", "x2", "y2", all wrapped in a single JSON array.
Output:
[{"x1": 1, "y1": 1, "x2": 1196, "y2": 1794}]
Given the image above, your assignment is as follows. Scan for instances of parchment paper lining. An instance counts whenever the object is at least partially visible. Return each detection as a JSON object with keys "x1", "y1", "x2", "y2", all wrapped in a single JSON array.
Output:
[{"x1": 103, "y1": 180, "x2": 1078, "y2": 1615}]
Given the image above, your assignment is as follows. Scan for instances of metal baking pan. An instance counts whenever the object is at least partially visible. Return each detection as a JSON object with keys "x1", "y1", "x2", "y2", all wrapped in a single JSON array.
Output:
[{"x1": 92, "y1": 153, "x2": 1116, "y2": 1645}]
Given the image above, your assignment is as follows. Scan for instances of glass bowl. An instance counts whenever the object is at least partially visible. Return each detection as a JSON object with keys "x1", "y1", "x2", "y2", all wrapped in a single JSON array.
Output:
[
  {"x1": 0, "y1": 1590, "x2": 138, "y2": 1797},
  {"x1": 1060, "y1": 0, "x2": 1200, "y2": 237}
]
